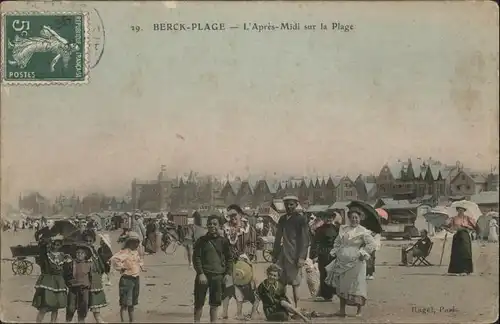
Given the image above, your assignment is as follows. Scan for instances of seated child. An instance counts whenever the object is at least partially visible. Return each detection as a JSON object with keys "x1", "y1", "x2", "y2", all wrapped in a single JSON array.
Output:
[
  {"x1": 63, "y1": 244, "x2": 93, "y2": 323},
  {"x1": 249, "y1": 264, "x2": 310, "y2": 323}
]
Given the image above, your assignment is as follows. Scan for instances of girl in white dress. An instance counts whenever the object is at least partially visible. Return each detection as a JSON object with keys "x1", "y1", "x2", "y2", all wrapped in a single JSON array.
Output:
[{"x1": 488, "y1": 218, "x2": 498, "y2": 243}]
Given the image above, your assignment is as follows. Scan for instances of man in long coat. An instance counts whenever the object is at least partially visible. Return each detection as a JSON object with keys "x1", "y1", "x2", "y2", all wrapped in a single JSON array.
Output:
[{"x1": 272, "y1": 195, "x2": 310, "y2": 308}]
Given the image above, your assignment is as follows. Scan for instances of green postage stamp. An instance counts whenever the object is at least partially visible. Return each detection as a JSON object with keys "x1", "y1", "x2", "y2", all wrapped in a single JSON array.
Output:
[{"x1": 1, "y1": 12, "x2": 89, "y2": 84}]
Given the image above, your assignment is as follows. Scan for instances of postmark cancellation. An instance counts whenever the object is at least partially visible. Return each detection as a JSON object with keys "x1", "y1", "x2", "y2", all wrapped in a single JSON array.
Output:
[{"x1": 1, "y1": 11, "x2": 89, "y2": 85}]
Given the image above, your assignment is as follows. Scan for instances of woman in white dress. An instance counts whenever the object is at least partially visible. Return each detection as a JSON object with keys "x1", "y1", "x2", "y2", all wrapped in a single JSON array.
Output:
[
  {"x1": 325, "y1": 210, "x2": 376, "y2": 317},
  {"x1": 488, "y1": 218, "x2": 499, "y2": 243}
]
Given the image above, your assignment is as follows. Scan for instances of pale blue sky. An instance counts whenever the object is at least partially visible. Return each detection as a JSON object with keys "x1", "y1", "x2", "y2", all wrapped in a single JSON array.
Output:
[{"x1": 1, "y1": 1, "x2": 498, "y2": 203}]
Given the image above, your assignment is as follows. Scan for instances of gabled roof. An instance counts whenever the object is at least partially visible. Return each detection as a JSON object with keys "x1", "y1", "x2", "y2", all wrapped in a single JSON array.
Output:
[
  {"x1": 341, "y1": 175, "x2": 354, "y2": 183},
  {"x1": 264, "y1": 180, "x2": 279, "y2": 194},
  {"x1": 239, "y1": 180, "x2": 255, "y2": 194},
  {"x1": 230, "y1": 181, "x2": 242, "y2": 194},
  {"x1": 469, "y1": 172, "x2": 487, "y2": 184},
  {"x1": 451, "y1": 170, "x2": 488, "y2": 185},
  {"x1": 388, "y1": 162, "x2": 404, "y2": 179},
  {"x1": 331, "y1": 176, "x2": 342, "y2": 187},
  {"x1": 429, "y1": 165, "x2": 442, "y2": 180}
]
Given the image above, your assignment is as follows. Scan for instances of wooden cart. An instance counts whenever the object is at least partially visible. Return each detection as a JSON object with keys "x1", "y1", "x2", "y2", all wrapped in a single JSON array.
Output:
[{"x1": 9, "y1": 243, "x2": 39, "y2": 275}]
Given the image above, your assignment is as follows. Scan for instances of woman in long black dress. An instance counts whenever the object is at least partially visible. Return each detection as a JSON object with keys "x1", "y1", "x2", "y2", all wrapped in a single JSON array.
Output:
[{"x1": 446, "y1": 206, "x2": 477, "y2": 275}]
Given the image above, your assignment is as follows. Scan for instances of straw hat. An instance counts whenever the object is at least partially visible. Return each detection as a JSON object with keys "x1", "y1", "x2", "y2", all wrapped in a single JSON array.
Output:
[
  {"x1": 124, "y1": 231, "x2": 141, "y2": 243},
  {"x1": 233, "y1": 259, "x2": 253, "y2": 286},
  {"x1": 283, "y1": 195, "x2": 299, "y2": 202},
  {"x1": 51, "y1": 234, "x2": 65, "y2": 241}
]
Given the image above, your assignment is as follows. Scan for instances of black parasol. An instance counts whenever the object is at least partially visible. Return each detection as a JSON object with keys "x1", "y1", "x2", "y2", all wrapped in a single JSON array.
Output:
[
  {"x1": 347, "y1": 200, "x2": 383, "y2": 234},
  {"x1": 49, "y1": 220, "x2": 79, "y2": 238}
]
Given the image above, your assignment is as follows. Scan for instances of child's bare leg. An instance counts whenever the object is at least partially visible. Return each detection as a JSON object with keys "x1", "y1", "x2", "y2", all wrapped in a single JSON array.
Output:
[
  {"x1": 127, "y1": 306, "x2": 135, "y2": 323},
  {"x1": 235, "y1": 301, "x2": 244, "y2": 319},
  {"x1": 185, "y1": 245, "x2": 193, "y2": 267},
  {"x1": 279, "y1": 300, "x2": 309, "y2": 323},
  {"x1": 66, "y1": 310, "x2": 76, "y2": 322},
  {"x1": 209, "y1": 306, "x2": 218, "y2": 323},
  {"x1": 93, "y1": 310, "x2": 104, "y2": 323},
  {"x1": 291, "y1": 285, "x2": 300, "y2": 308},
  {"x1": 194, "y1": 306, "x2": 203, "y2": 323},
  {"x1": 249, "y1": 300, "x2": 260, "y2": 319},
  {"x1": 36, "y1": 309, "x2": 47, "y2": 323},
  {"x1": 120, "y1": 306, "x2": 127, "y2": 322},
  {"x1": 50, "y1": 310, "x2": 59, "y2": 323},
  {"x1": 221, "y1": 296, "x2": 230, "y2": 319}
]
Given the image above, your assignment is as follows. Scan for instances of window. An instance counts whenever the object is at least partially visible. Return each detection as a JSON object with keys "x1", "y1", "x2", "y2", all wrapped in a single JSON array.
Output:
[
  {"x1": 466, "y1": 185, "x2": 470, "y2": 190},
  {"x1": 461, "y1": 175, "x2": 465, "y2": 180}
]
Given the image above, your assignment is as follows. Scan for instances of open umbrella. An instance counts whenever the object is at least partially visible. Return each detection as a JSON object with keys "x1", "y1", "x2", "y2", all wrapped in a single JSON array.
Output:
[
  {"x1": 49, "y1": 219, "x2": 78, "y2": 238},
  {"x1": 375, "y1": 208, "x2": 388, "y2": 220},
  {"x1": 423, "y1": 207, "x2": 450, "y2": 229},
  {"x1": 347, "y1": 201, "x2": 383, "y2": 233},
  {"x1": 449, "y1": 200, "x2": 482, "y2": 224}
]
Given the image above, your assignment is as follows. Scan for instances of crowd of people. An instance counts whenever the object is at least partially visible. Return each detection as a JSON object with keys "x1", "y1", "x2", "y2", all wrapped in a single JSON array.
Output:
[
  {"x1": 189, "y1": 196, "x2": 389, "y2": 322},
  {"x1": 8, "y1": 194, "x2": 496, "y2": 323}
]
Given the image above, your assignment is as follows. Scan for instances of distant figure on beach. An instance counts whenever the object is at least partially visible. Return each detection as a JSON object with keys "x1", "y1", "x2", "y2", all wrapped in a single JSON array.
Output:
[{"x1": 488, "y1": 218, "x2": 498, "y2": 243}]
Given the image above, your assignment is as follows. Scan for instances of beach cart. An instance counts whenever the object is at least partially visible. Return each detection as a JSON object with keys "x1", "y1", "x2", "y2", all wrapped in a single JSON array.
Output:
[{"x1": 9, "y1": 243, "x2": 39, "y2": 275}]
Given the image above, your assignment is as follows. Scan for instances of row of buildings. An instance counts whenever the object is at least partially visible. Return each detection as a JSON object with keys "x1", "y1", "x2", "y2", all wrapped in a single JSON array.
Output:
[
  {"x1": 18, "y1": 159, "x2": 499, "y2": 215},
  {"x1": 129, "y1": 159, "x2": 498, "y2": 212}
]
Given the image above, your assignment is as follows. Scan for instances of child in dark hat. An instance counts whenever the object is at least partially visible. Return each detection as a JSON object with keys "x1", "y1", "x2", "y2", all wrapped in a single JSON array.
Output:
[{"x1": 63, "y1": 243, "x2": 93, "y2": 322}]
